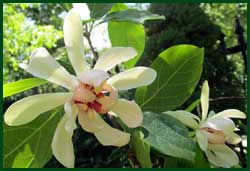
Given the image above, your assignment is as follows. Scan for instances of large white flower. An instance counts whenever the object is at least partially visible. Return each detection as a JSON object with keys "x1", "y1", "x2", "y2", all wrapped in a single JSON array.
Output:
[
  {"x1": 4, "y1": 9, "x2": 157, "y2": 168},
  {"x1": 165, "y1": 81, "x2": 246, "y2": 168}
]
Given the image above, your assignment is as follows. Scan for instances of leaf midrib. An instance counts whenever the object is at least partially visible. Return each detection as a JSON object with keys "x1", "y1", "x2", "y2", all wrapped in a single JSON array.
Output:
[
  {"x1": 140, "y1": 51, "x2": 202, "y2": 108},
  {"x1": 4, "y1": 109, "x2": 60, "y2": 160}
]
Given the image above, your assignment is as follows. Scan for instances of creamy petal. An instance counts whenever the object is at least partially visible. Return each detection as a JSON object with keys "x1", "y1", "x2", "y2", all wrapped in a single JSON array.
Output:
[
  {"x1": 210, "y1": 109, "x2": 246, "y2": 120},
  {"x1": 201, "y1": 80, "x2": 209, "y2": 121},
  {"x1": 94, "y1": 47, "x2": 137, "y2": 71},
  {"x1": 227, "y1": 132, "x2": 241, "y2": 145},
  {"x1": 51, "y1": 111, "x2": 76, "y2": 168},
  {"x1": 163, "y1": 110, "x2": 200, "y2": 130},
  {"x1": 205, "y1": 144, "x2": 239, "y2": 168},
  {"x1": 20, "y1": 48, "x2": 77, "y2": 90},
  {"x1": 78, "y1": 109, "x2": 130, "y2": 146},
  {"x1": 107, "y1": 67, "x2": 157, "y2": 90},
  {"x1": 111, "y1": 99, "x2": 142, "y2": 128},
  {"x1": 4, "y1": 93, "x2": 73, "y2": 126},
  {"x1": 78, "y1": 69, "x2": 109, "y2": 87},
  {"x1": 64, "y1": 9, "x2": 88, "y2": 76},
  {"x1": 196, "y1": 130, "x2": 208, "y2": 151}
]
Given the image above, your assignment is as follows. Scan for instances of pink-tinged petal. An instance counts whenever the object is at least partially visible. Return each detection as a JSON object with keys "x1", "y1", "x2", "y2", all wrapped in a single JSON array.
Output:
[
  {"x1": 20, "y1": 47, "x2": 77, "y2": 90},
  {"x1": 94, "y1": 47, "x2": 137, "y2": 71},
  {"x1": 111, "y1": 99, "x2": 143, "y2": 128},
  {"x1": 4, "y1": 93, "x2": 72, "y2": 126},
  {"x1": 64, "y1": 9, "x2": 88, "y2": 76},
  {"x1": 107, "y1": 67, "x2": 157, "y2": 90}
]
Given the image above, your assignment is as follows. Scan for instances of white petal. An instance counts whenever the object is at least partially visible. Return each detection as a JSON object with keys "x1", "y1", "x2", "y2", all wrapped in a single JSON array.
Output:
[
  {"x1": 64, "y1": 102, "x2": 78, "y2": 132},
  {"x1": 205, "y1": 144, "x2": 239, "y2": 168},
  {"x1": 52, "y1": 109, "x2": 77, "y2": 168},
  {"x1": 107, "y1": 67, "x2": 157, "y2": 90},
  {"x1": 4, "y1": 93, "x2": 72, "y2": 126},
  {"x1": 20, "y1": 48, "x2": 77, "y2": 90},
  {"x1": 72, "y1": 3, "x2": 90, "y2": 20},
  {"x1": 202, "y1": 117, "x2": 236, "y2": 134},
  {"x1": 196, "y1": 130, "x2": 208, "y2": 151},
  {"x1": 78, "y1": 109, "x2": 130, "y2": 146},
  {"x1": 111, "y1": 99, "x2": 143, "y2": 128},
  {"x1": 78, "y1": 69, "x2": 109, "y2": 87},
  {"x1": 227, "y1": 132, "x2": 241, "y2": 145},
  {"x1": 94, "y1": 47, "x2": 137, "y2": 71},
  {"x1": 201, "y1": 81, "x2": 209, "y2": 121},
  {"x1": 64, "y1": 9, "x2": 88, "y2": 76},
  {"x1": 210, "y1": 109, "x2": 246, "y2": 120},
  {"x1": 163, "y1": 110, "x2": 200, "y2": 130}
]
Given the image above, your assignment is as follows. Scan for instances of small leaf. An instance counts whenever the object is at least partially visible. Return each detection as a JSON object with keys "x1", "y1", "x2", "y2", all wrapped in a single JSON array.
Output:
[
  {"x1": 108, "y1": 4, "x2": 146, "y2": 69},
  {"x1": 142, "y1": 112, "x2": 196, "y2": 162},
  {"x1": 3, "y1": 78, "x2": 47, "y2": 98},
  {"x1": 185, "y1": 99, "x2": 201, "y2": 112},
  {"x1": 135, "y1": 44, "x2": 204, "y2": 112},
  {"x1": 3, "y1": 107, "x2": 63, "y2": 168},
  {"x1": 130, "y1": 130, "x2": 152, "y2": 168},
  {"x1": 87, "y1": 3, "x2": 113, "y2": 19},
  {"x1": 101, "y1": 9, "x2": 165, "y2": 24}
]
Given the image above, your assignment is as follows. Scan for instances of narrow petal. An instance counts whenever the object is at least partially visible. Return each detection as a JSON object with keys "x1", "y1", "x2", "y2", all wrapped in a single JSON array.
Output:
[
  {"x1": 94, "y1": 47, "x2": 137, "y2": 71},
  {"x1": 78, "y1": 69, "x2": 109, "y2": 87},
  {"x1": 20, "y1": 48, "x2": 77, "y2": 90},
  {"x1": 205, "y1": 144, "x2": 239, "y2": 168},
  {"x1": 196, "y1": 130, "x2": 208, "y2": 151},
  {"x1": 111, "y1": 99, "x2": 143, "y2": 128},
  {"x1": 64, "y1": 9, "x2": 88, "y2": 76},
  {"x1": 107, "y1": 67, "x2": 157, "y2": 90},
  {"x1": 4, "y1": 93, "x2": 72, "y2": 126},
  {"x1": 52, "y1": 107, "x2": 77, "y2": 168},
  {"x1": 210, "y1": 109, "x2": 246, "y2": 120},
  {"x1": 202, "y1": 117, "x2": 236, "y2": 134},
  {"x1": 227, "y1": 132, "x2": 241, "y2": 145},
  {"x1": 201, "y1": 80, "x2": 209, "y2": 121},
  {"x1": 78, "y1": 109, "x2": 130, "y2": 146},
  {"x1": 163, "y1": 110, "x2": 200, "y2": 130}
]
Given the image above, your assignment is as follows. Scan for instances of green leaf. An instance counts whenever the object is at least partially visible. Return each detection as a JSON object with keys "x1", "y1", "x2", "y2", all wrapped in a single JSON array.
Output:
[
  {"x1": 101, "y1": 9, "x2": 165, "y2": 24},
  {"x1": 3, "y1": 107, "x2": 63, "y2": 168},
  {"x1": 87, "y1": 3, "x2": 113, "y2": 19},
  {"x1": 194, "y1": 143, "x2": 210, "y2": 168},
  {"x1": 135, "y1": 44, "x2": 204, "y2": 112},
  {"x1": 130, "y1": 130, "x2": 152, "y2": 168},
  {"x1": 108, "y1": 4, "x2": 145, "y2": 69},
  {"x1": 142, "y1": 112, "x2": 196, "y2": 162},
  {"x1": 3, "y1": 78, "x2": 48, "y2": 98}
]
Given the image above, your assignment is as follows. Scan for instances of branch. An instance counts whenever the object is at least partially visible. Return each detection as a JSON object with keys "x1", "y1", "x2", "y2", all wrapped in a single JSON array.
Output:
[{"x1": 209, "y1": 96, "x2": 246, "y2": 102}]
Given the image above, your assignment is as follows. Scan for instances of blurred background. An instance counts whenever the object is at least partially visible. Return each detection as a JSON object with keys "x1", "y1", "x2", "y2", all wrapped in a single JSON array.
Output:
[{"x1": 3, "y1": 3, "x2": 247, "y2": 167}]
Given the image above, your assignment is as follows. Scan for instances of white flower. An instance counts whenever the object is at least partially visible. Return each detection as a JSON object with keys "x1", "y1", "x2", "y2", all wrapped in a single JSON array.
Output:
[
  {"x1": 4, "y1": 9, "x2": 157, "y2": 168},
  {"x1": 165, "y1": 81, "x2": 246, "y2": 168}
]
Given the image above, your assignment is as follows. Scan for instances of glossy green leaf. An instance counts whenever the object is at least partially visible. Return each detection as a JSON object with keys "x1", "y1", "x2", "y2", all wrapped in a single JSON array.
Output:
[
  {"x1": 3, "y1": 107, "x2": 63, "y2": 168},
  {"x1": 87, "y1": 3, "x2": 113, "y2": 19},
  {"x1": 101, "y1": 9, "x2": 165, "y2": 24},
  {"x1": 135, "y1": 45, "x2": 204, "y2": 112},
  {"x1": 3, "y1": 78, "x2": 47, "y2": 98},
  {"x1": 108, "y1": 4, "x2": 145, "y2": 69},
  {"x1": 142, "y1": 112, "x2": 196, "y2": 162},
  {"x1": 130, "y1": 130, "x2": 152, "y2": 168}
]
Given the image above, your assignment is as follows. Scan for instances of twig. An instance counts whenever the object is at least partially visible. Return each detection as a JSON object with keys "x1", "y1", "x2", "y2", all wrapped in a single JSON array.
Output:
[{"x1": 209, "y1": 96, "x2": 245, "y2": 102}]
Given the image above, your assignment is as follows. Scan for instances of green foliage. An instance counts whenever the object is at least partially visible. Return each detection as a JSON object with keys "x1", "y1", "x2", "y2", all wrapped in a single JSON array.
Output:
[
  {"x1": 136, "y1": 45, "x2": 204, "y2": 112},
  {"x1": 87, "y1": 3, "x2": 113, "y2": 19},
  {"x1": 102, "y1": 9, "x2": 165, "y2": 24},
  {"x1": 108, "y1": 4, "x2": 146, "y2": 69},
  {"x1": 4, "y1": 107, "x2": 63, "y2": 168},
  {"x1": 130, "y1": 131, "x2": 152, "y2": 168},
  {"x1": 3, "y1": 78, "x2": 47, "y2": 98},
  {"x1": 142, "y1": 112, "x2": 195, "y2": 162}
]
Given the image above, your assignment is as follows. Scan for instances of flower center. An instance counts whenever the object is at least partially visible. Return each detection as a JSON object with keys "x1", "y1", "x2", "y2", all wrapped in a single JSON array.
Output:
[
  {"x1": 72, "y1": 82, "x2": 118, "y2": 114},
  {"x1": 200, "y1": 127, "x2": 227, "y2": 144}
]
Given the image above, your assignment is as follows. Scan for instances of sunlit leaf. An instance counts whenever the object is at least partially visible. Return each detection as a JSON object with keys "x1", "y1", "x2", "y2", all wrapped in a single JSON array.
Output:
[
  {"x1": 3, "y1": 107, "x2": 63, "y2": 168},
  {"x1": 3, "y1": 78, "x2": 48, "y2": 98},
  {"x1": 135, "y1": 44, "x2": 204, "y2": 112}
]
